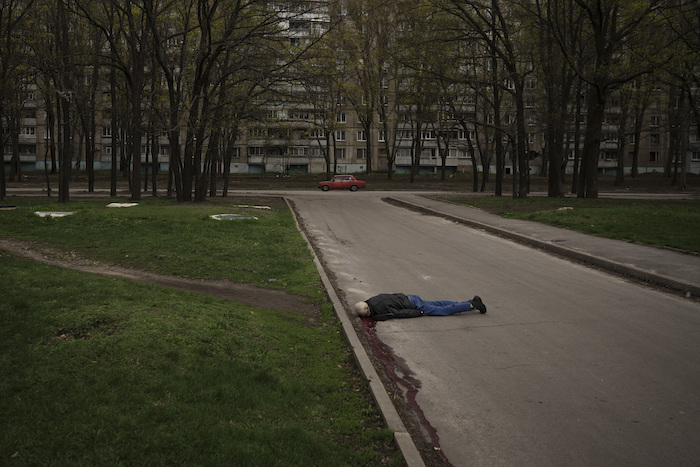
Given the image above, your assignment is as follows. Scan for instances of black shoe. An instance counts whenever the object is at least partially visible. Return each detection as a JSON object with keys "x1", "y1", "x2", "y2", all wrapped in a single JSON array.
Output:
[{"x1": 471, "y1": 296, "x2": 487, "y2": 314}]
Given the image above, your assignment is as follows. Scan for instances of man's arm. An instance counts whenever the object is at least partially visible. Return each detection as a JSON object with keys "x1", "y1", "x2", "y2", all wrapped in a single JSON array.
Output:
[{"x1": 390, "y1": 308, "x2": 423, "y2": 319}]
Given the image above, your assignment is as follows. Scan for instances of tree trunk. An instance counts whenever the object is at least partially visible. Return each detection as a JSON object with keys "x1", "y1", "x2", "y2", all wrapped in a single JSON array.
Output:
[
  {"x1": 110, "y1": 65, "x2": 118, "y2": 197},
  {"x1": 58, "y1": 94, "x2": 72, "y2": 203},
  {"x1": 578, "y1": 86, "x2": 606, "y2": 198},
  {"x1": 130, "y1": 83, "x2": 143, "y2": 201}
]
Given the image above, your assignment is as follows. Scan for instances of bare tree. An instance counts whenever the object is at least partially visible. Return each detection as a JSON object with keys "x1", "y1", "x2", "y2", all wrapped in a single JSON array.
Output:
[
  {"x1": 434, "y1": 0, "x2": 535, "y2": 198},
  {"x1": 75, "y1": 0, "x2": 151, "y2": 201},
  {"x1": 530, "y1": 0, "x2": 584, "y2": 197},
  {"x1": 546, "y1": 0, "x2": 676, "y2": 198}
]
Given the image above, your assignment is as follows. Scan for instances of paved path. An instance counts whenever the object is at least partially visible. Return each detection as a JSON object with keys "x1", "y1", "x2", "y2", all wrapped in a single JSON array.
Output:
[
  {"x1": 288, "y1": 191, "x2": 700, "y2": 467},
  {"x1": 387, "y1": 193, "x2": 700, "y2": 298}
]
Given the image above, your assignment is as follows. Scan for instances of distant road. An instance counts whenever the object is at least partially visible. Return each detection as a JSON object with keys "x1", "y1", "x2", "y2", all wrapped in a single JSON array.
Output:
[{"x1": 289, "y1": 191, "x2": 700, "y2": 467}]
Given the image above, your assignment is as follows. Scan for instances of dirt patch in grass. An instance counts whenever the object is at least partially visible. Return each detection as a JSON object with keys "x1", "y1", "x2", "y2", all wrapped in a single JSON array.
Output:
[{"x1": 0, "y1": 237, "x2": 321, "y2": 319}]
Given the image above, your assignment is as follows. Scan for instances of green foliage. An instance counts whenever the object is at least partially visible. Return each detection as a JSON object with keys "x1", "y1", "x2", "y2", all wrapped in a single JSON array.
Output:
[
  {"x1": 460, "y1": 197, "x2": 700, "y2": 254},
  {"x1": 0, "y1": 200, "x2": 320, "y2": 297},
  {"x1": 0, "y1": 201, "x2": 401, "y2": 465}
]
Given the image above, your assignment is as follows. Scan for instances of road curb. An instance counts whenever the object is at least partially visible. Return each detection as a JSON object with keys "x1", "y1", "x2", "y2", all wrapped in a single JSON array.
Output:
[
  {"x1": 286, "y1": 199, "x2": 426, "y2": 467},
  {"x1": 385, "y1": 197, "x2": 700, "y2": 299}
]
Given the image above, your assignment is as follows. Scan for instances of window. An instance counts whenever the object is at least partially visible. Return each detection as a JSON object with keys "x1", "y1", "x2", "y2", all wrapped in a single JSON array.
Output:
[
  {"x1": 335, "y1": 130, "x2": 345, "y2": 141},
  {"x1": 249, "y1": 128, "x2": 266, "y2": 138},
  {"x1": 649, "y1": 151, "x2": 659, "y2": 162},
  {"x1": 357, "y1": 130, "x2": 366, "y2": 141},
  {"x1": 357, "y1": 148, "x2": 366, "y2": 159},
  {"x1": 606, "y1": 114, "x2": 619, "y2": 125},
  {"x1": 650, "y1": 134, "x2": 659, "y2": 145},
  {"x1": 290, "y1": 146, "x2": 308, "y2": 156},
  {"x1": 103, "y1": 145, "x2": 112, "y2": 155},
  {"x1": 102, "y1": 126, "x2": 112, "y2": 137},
  {"x1": 249, "y1": 146, "x2": 264, "y2": 156},
  {"x1": 334, "y1": 148, "x2": 345, "y2": 159},
  {"x1": 20, "y1": 127, "x2": 36, "y2": 135},
  {"x1": 19, "y1": 144, "x2": 36, "y2": 154},
  {"x1": 650, "y1": 116, "x2": 660, "y2": 127},
  {"x1": 693, "y1": 152, "x2": 700, "y2": 161},
  {"x1": 378, "y1": 130, "x2": 385, "y2": 142},
  {"x1": 289, "y1": 20, "x2": 310, "y2": 30},
  {"x1": 267, "y1": 109, "x2": 287, "y2": 120},
  {"x1": 336, "y1": 113, "x2": 346, "y2": 123}
]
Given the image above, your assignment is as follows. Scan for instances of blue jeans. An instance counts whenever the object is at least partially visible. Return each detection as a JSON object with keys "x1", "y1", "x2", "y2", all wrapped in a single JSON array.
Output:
[{"x1": 407, "y1": 295, "x2": 472, "y2": 316}]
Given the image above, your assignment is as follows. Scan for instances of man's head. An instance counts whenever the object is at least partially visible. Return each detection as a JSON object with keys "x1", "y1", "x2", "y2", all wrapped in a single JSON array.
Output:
[{"x1": 355, "y1": 301, "x2": 370, "y2": 316}]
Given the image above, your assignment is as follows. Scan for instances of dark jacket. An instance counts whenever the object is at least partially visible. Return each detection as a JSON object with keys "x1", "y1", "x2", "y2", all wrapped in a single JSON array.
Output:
[{"x1": 366, "y1": 293, "x2": 423, "y2": 321}]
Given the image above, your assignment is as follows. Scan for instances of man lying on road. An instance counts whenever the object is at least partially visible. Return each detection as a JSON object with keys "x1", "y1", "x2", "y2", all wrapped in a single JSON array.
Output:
[{"x1": 355, "y1": 293, "x2": 487, "y2": 321}]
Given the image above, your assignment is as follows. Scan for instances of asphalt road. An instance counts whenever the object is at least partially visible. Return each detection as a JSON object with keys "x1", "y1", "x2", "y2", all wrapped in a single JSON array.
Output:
[{"x1": 288, "y1": 191, "x2": 700, "y2": 467}]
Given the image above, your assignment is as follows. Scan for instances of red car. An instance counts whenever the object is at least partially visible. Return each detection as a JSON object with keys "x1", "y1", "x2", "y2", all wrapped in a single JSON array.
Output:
[{"x1": 318, "y1": 174, "x2": 367, "y2": 191}]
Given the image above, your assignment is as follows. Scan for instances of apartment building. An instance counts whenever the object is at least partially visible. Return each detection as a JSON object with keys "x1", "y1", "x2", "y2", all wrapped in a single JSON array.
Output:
[
  {"x1": 4, "y1": 2, "x2": 699, "y2": 178},
  {"x1": 8, "y1": 77, "x2": 700, "y2": 178}
]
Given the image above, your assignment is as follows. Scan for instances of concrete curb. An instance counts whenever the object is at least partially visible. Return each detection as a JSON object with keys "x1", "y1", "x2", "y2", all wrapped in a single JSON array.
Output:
[
  {"x1": 286, "y1": 199, "x2": 426, "y2": 467},
  {"x1": 385, "y1": 197, "x2": 700, "y2": 299}
]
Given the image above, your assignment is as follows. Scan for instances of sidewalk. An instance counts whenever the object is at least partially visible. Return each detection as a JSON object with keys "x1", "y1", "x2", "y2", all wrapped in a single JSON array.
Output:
[{"x1": 386, "y1": 193, "x2": 700, "y2": 299}]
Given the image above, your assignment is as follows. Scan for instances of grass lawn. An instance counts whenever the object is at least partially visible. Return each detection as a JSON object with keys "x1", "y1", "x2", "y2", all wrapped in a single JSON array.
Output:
[
  {"x1": 442, "y1": 196, "x2": 700, "y2": 254},
  {"x1": 0, "y1": 198, "x2": 320, "y2": 296},
  {"x1": 0, "y1": 200, "x2": 402, "y2": 466}
]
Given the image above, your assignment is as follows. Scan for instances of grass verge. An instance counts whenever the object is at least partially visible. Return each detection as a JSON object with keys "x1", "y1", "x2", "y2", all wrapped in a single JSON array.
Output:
[
  {"x1": 0, "y1": 199, "x2": 321, "y2": 297},
  {"x1": 0, "y1": 200, "x2": 402, "y2": 466},
  {"x1": 443, "y1": 196, "x2": 700, "y2": 254}
]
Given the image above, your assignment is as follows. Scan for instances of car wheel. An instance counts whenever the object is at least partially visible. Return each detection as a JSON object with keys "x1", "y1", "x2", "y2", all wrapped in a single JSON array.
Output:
[
  {"x1": 350, "y1": 185, "x2": 358, "y2": 191},
  {"x1": 322, "y1": 185, "x2": 330, "y2": 191}
]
